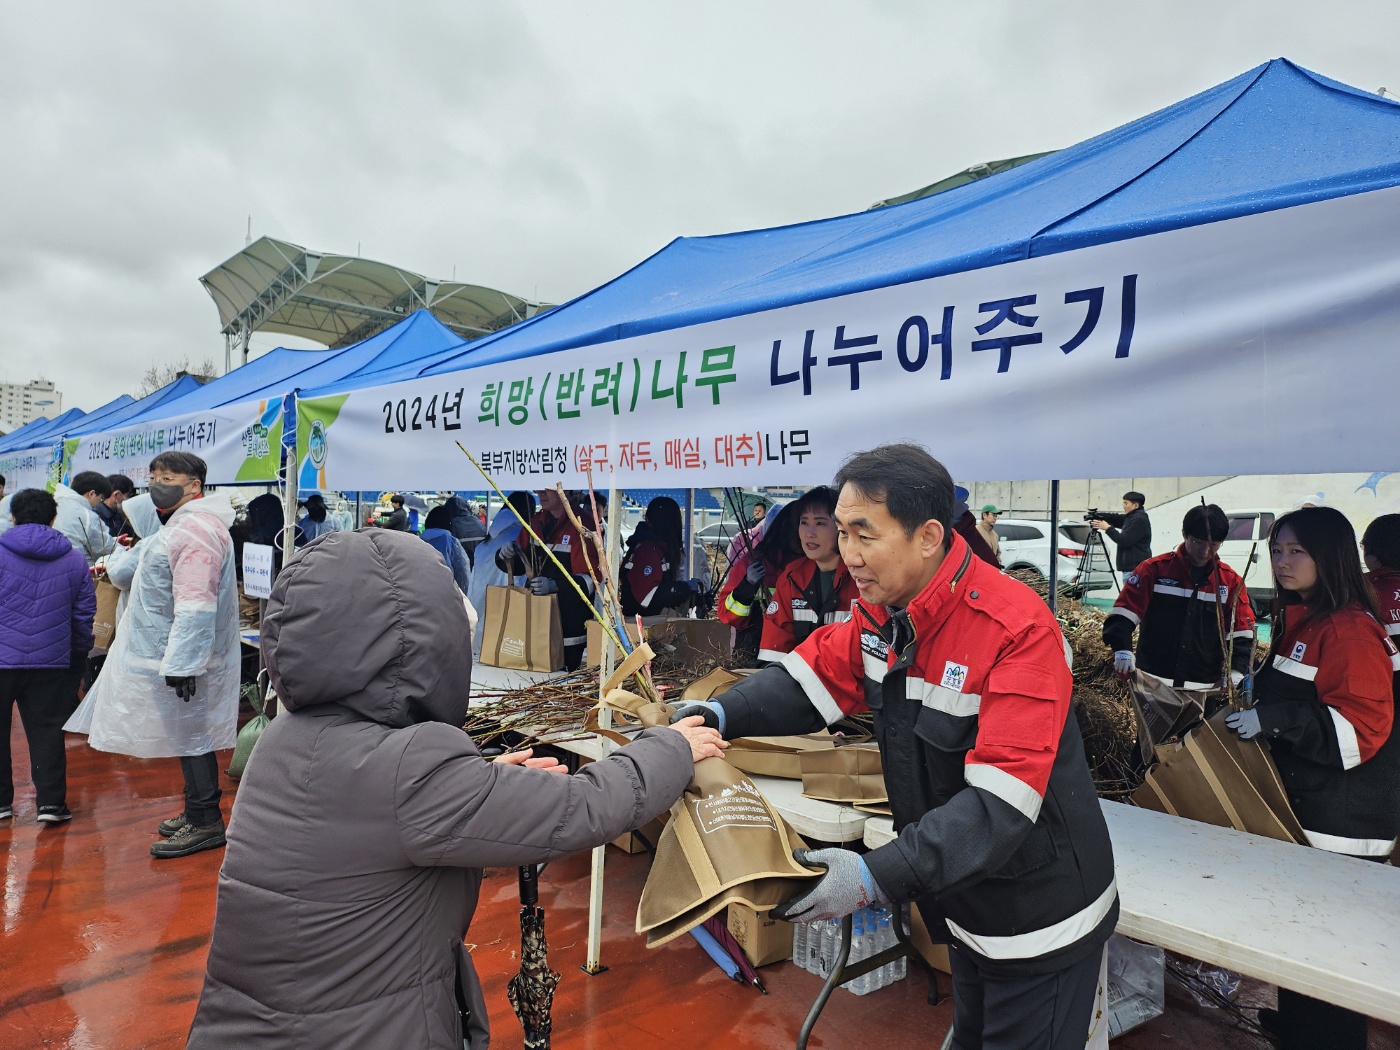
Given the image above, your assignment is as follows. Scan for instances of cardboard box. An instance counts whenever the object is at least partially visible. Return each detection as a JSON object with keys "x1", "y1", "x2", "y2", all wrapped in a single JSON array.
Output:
[
  {"x1": 646, "y1": 618, "x2": 732, "y2": 672},
  {"x1": 585, "y1": 620, "x2": 645, "y2": 668},
  {"x1": 908, "y1": 906, "x2": 951, "y2": 974},
  {"x1": 726, "y1": 902, "x2": 793, "y2": 967},
  {"x1": 611, "y1": 816, "x2": 666, "y2": 854}
]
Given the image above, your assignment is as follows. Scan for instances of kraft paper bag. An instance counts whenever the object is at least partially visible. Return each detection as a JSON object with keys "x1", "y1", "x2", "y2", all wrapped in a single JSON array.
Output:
[
  {"x1": 480, "y1": 585, "x2": 563, "y2": 672},
  {"x1": 1128, "y1": 673, "x2": 1210, "y2": 764},
  {"x1": 800, "y1": 742, "x2": 888, "y2": 803},
  {"x1": 727, "y1": 734, "x2": 836, "y2": 779},
  {"x1": 681, "y1": 667, "x2": 745, "y2": 703},
  {"x1": 1132, "y1": 711, "x2": 1303, "y2": 844},
  {"x1": 585, "y1": 672, "x2": 822, "y2": 948},
  {"x1": 92, "y1": 578, "x2": 121, "y2": 651},
  {"x1": 637, "y1": 753, "x2": 822, "y2": 947}
]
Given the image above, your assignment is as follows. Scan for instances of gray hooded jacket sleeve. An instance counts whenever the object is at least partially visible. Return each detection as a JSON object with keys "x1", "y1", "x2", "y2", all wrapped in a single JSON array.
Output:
[{"x1": 186, "y1": 530, "x2": 694, "y2": 1050}]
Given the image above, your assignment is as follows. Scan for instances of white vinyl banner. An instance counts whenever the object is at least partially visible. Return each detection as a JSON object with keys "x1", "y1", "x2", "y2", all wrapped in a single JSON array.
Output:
[
  {"x1": 68, "y1": 397, "x2": 286, "y2": 486},
  {"x1": 298, "y1": 185, "x2": 1400, "y2": 492},
  {"x1": 0, "y1": 443, "x2": 60, "y2": 492}
]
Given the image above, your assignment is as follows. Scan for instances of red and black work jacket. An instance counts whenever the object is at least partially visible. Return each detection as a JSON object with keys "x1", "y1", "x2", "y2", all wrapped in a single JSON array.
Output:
[
  {"x1": 517, "y1": 510, "x2": 598, "y2": 644},
  {"x1": 717, "y1": 548, "x2": 799, "y2": 633},
  {"x1": 620, "y1": 523, "x2": 688, "y2": 617},
  {"x1": 757, "y1": 558, "x2": 860, "y2": 663},
  {"x1": 1103, "y1": 547, "x2": 1255, "y2": 688},
  {"x1": 1255, "y1": 598, "x2": 1400, "y2": 857},
  {"x1": 1371, "y1": 567, "x2": 1400, "y2": 651},
  {"x1": 715, "y1": 533, "x2": 1117, "y2": 976}
]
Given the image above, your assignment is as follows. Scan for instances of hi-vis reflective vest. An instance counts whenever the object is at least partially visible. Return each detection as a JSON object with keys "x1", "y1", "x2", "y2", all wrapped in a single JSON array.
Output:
[
  {"x1": 719, "y1": 533, "x2": 1117, "y2": 976},
  {"x1": 1255, "y1": 600, "x2": 1400, "y2": 857}
]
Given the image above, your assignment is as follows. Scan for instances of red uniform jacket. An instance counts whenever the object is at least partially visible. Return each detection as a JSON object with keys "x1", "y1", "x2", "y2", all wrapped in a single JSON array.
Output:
[
  {"x1": 1104, "y1": 547, "x2": 1256, "y2": 688},
  {"x1": 714, "y1": 533, "x2": 1116, "y2": 975},
  {"x1": 757, "y1": 558, "x2": 860, "y2": 663},
  {"x1": 1255, "y1": 598, "x2": 1400, "y2": 855}
]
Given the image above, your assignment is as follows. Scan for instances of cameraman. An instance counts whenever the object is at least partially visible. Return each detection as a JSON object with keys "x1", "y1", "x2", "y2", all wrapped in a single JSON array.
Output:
[{"x1": 1091, "y1": 490, "x2": 1152, "y2": 574}]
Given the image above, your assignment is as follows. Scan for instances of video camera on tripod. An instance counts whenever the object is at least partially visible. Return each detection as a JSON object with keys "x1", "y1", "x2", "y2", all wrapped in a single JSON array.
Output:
[{"x1": 1084, "y1": 508, "x2": 1126, "y2": 527}]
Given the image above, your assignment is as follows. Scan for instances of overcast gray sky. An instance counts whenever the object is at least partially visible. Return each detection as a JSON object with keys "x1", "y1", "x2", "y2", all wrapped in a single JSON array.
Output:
[{"x1": 2, "y1": 1, "x2": 1396, "y2": 414}]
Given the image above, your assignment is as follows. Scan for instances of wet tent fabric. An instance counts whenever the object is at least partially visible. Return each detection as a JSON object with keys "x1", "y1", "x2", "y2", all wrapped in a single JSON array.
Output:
[{"x1": 373, "y1": 59, "x2": 1400, "y2": 377}]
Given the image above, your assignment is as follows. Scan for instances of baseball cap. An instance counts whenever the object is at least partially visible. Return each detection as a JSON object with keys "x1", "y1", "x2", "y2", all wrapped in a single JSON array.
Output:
[{"x1": 981, "y1": 504, "x2": 1000, "y2": 515}]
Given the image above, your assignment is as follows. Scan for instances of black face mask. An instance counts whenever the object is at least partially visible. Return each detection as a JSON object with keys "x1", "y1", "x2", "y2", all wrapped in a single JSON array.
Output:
[{"x1": 149, "y1": 482, "x2": 188, "y2": 510}]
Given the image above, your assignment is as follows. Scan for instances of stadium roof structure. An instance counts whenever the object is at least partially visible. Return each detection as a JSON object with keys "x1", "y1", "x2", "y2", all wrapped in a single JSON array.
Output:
[{"x1": 200, "y1": 236, "x2": 551, "y2": 369}]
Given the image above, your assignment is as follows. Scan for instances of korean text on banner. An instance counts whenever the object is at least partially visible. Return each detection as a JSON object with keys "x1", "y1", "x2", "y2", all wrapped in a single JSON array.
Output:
[
  {"x1": 295, "y1": 185, "x2": 1400, "y2": 490},
  {"x1": 68, "y1": 397, "x2": 285, "y2": 486}
]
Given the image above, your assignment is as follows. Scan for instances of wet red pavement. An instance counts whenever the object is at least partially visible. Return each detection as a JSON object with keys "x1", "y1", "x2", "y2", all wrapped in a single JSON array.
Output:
[{"x1": 5, "y1": 717, "x2": 1400, "y2": 1048}]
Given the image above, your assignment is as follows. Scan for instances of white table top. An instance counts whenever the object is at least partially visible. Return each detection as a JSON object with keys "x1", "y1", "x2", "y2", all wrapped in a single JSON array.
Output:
[
  {"x1": 865, "y1": 802, "x2": 1400, "y2": 1025},
  {"x1": 750, "y1": 774, "x2": 868, "y2": 843}
]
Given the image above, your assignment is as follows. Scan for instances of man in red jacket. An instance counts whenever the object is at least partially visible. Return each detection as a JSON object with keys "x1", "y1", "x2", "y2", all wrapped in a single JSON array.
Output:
[{"x1": 673, "y1": 445, "x2": 1115, "y2": 1050}]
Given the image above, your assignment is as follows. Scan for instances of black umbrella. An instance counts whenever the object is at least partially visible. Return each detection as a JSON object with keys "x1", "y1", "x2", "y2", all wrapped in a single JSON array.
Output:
[{"x1": 506, "y1": 864, "x2": 561, "y2": 1049}]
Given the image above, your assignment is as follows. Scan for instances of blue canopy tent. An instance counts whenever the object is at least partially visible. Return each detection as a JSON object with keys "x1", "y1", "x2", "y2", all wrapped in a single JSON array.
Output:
[
  {"x1": 67, "y1": 311, "x2": 470, "y2": 488},
  {"x1": 64, "y1": 376, "x2": 205, "y2": 439},
  {"x1": 0, "y1": 406, "x2": 103, "y2": 453},
  {"x1": 293, "y1": 57, "x2": 1400, "y2": 490},
  {"x1": 389, "y1": 59, "x2": 1400, "y2": 380}
]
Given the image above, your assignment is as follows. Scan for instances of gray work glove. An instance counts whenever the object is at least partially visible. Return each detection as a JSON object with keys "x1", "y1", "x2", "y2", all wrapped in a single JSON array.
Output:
[
  {"x1": 1224, "y1": 708, "x2": 1263, "y2": 740},
  {"x1": 745, "y1": 559, "x2": 766, "y2": 585},
  {"x1": 528, "y1": 576, "x2": 558, "y2": 596},
  {"x1": 771, "y1": 847, "x2": 889, "y2": 923},
  {"x1": 668, "y1": 700, "x2": 726, "y2": 735},
  {"x1": 1113, "y1": 650, "x2": 1136, "y2": 679}
]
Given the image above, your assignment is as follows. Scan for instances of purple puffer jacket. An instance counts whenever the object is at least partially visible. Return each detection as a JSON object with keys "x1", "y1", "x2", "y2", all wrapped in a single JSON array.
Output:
[{"x1": 0, "y1": 523, "x2": 96, "y2": 669}]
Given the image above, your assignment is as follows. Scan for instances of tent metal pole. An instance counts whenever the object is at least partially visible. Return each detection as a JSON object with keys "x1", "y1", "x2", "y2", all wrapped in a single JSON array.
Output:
[
  {"x1": 685, "y1": 488, "x2": 697, "y2": 584},
  {"x1": 1047, "y1": 480, "x2": 1060, "y2": 613},
  {"x1": 584, "y1": 479, "x2": 622, "y2": 976}
]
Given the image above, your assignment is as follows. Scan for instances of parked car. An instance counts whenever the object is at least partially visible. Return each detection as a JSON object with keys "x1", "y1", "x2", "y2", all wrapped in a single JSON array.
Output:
[
  {"x1": 1218, "y1": 509, "x2": 1277, "y2": 616},
  {"x1": 994, "y1": 518, "x2": 1115, "y2": 596},
  {"x1": 695, "y1": 520, "x2": 743, "y2": 548}
]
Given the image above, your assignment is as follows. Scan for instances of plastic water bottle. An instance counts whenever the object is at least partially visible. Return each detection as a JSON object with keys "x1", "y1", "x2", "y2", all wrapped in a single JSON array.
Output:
[
  {"x1": 817, "y1": 919, "x2": 837, "y2": 977},
  {"x1": 807, "y1": 920, "x2": 824, "y2": 974},
  {"x1": 880, "y1": 908, "x2": 905, "y2": 983},
  {"x1": 848, "y1": 911, "x2": 872, "y2": 994},
  {"x1": 792, "y1": 919, "x2": 808, "y2": 970}
]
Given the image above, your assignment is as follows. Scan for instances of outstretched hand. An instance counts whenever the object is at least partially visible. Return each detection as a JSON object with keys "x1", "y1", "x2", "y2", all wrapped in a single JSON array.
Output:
[
  {"x1": 667, "y1": 715, "x2": 727, "y2": 763},
  {"x1": 493, "y1": 748, "x2": 568, "y2": 774}
]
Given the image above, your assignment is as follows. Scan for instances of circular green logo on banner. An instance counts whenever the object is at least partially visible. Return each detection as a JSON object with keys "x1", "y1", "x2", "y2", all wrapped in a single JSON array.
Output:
[{"x1": 308, "y1": 419, "x2": 328, "y2": 469}]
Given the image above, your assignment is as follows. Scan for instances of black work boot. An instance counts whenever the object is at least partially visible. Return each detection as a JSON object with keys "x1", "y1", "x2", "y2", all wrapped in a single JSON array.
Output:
[
  {"x1": 157, "y1": 813, "x2": 191, "y2": 838},
  {"x1": 150, "y1": 820, "x2": 226, "y2": 859}
]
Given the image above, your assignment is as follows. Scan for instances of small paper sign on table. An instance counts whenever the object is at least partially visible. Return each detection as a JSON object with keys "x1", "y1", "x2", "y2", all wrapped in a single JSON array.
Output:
[{"x1": 242, "y1": 543, "x2": 275, "y2": 600}]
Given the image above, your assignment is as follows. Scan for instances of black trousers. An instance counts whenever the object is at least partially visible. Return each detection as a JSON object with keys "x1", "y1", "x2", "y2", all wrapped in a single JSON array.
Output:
[
  {"x1": 948, "y1": 941, "x2": 1104, "y2": 1050},
  {"x1": 0, "y1": 668, "x2": 79, "y2": 810},
  {"x1": 179, "y1": 752, "x2": 223, "y2": 826}
]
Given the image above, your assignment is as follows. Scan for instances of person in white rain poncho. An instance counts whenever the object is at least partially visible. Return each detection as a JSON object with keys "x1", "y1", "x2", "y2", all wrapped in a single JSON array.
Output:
[
  {"x1": 67, "y1": 452, "x2": 241, "y2": 860},
  {"x1": 99, "y1": 492, "x2": 164, "y2": 628},
  {"x1": 467, "y1": 492, "x2": 535, "y2": 658}
]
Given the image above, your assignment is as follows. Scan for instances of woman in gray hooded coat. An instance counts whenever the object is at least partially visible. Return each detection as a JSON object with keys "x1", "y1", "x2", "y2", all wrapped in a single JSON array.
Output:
[{"x1": 185, "y1": 528, "x2": 722, "y2": 1049}]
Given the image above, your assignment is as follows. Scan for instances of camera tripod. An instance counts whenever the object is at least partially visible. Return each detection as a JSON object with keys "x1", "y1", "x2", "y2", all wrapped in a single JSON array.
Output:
[{"x1": 1076, "y1": 517, "x2": 1121, "y2": 594}]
